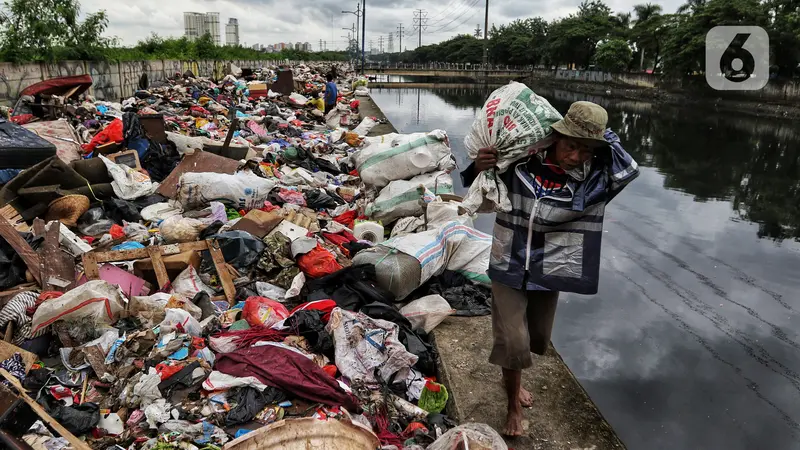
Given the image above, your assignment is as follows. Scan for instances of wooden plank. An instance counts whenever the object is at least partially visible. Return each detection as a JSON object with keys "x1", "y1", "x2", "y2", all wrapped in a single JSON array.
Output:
[
  {"x1": 147, "y1": 247, "x2": 170, "y2": 289},
  {"x1": 0, "y1": 369, "x2": 92, "y2": 450},
  {"x1": 3, "y1": 323, "x2": 11, "y2": 343},
  {"x1": 0, "y1": 215, "x2": 40, "y2": 285},
  {"x1": 207, "y1": 239, "x2": 236, "y2": 305},
  {"x1": 40, "y1": 222, "x2": 75, "y2": 292},
  {"x1": 82, "y1": 252, "x2": 100, "y2": 280},
  {"x1": 32, "y1": 218, "x2": 45, "y2": 237}
]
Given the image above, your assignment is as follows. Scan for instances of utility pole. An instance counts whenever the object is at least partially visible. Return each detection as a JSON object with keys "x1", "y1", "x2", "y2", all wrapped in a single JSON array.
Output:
[
  {"x1": 413, "y1": 10, "x2": 428, "y2": 48},
  {"x1": 319, "y1": 39, "x2": 323, "y2": 51},
  {"x1": 379, "y1": 36, "x2": 384, "y2": 53},
  {"x1": 341, "y1": 3, "x2": 361, "y2": 53},
  {"x1": 388, "y1": 33, "x2": 394, "y2": 53},
  {"x1": 361, "y1": 0, "x2": 366, "y2": 74},
  {"x1": 482, "y1": 0, "x2": 489, "y2": 68},
  {"x1": 396, "y1": 24, "x2": 404, "y2": 54}
]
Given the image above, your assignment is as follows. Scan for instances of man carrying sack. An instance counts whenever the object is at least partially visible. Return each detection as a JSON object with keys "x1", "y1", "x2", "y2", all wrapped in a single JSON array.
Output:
[{"x1": 461, "y1": 99, "x2": 639, "y2": 436}]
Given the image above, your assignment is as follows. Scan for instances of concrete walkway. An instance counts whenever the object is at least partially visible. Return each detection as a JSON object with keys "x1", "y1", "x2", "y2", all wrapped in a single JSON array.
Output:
[{"x1": 434, "y1": 316, "x2": 625, "y2": 450}]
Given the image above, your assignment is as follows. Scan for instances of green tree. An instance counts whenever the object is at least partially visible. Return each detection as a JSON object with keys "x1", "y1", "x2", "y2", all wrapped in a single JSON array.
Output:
[
  {"x1": 631, "y1": 3, "x2": 665, "y2": 71},
  {"x1": 0, "y1": 0, "x2": 112, "y2": 62},
  {"x1": 766, "y1": 0, "x2": 800, "y2": 77},
  {"x1": 545, "y1": 0, "x2": 617, "y2": 69},
  {"x1": 594, "y1": 38, "x2": 633, "y2": 71}
]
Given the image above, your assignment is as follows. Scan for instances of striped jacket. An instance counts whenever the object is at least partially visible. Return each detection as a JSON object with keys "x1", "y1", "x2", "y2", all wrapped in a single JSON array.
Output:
[{"x1": 462, "y1": 130, "x2": 639, "y2": 294}]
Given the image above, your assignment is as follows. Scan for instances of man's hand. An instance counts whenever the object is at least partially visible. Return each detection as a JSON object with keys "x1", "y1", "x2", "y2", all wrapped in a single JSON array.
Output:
[{"x1": 475, "y1": 147, "x2": 498, "y2": 172}]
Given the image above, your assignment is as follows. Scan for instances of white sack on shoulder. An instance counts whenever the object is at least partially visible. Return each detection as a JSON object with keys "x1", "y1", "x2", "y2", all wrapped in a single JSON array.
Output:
[{"x1": 462, "y1": 82, "x2": 562, "y2": 213}]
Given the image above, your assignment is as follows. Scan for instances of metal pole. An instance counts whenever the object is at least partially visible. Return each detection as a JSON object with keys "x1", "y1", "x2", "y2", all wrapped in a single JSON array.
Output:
[
  {"x1": 361, "y1": 0, "x2": 366, "y2": 74},
  {"x1": 482, "y1": 0, "x2": 489, "y2": 69}
]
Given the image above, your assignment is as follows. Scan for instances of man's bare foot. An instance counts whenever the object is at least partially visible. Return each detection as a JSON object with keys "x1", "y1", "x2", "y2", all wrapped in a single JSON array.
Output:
[
  {"x1": 502, "y1": 378, "x2": 534, "y2": 408},
  {"x1": 519, "y1": 386, "x2": 533, "y2": 408},
  {"x1": 503, "y1": 406, "x2": 524, "y2": 437}
]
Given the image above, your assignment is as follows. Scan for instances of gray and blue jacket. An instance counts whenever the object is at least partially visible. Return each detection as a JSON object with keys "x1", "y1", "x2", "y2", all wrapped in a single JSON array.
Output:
[{"x1": 461, "y1": 130, "x2": 639, "y2": 294}]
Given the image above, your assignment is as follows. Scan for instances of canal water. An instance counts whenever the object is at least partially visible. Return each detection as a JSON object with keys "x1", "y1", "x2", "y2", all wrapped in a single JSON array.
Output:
[{"x1": 370, "y1": 85, "x2": 800, "y2": 450}]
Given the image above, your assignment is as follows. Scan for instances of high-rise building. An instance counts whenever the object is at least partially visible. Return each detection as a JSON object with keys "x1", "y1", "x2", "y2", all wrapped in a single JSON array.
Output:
[
  {"x1": 225, "y1": 18, "x2": 239, "y2": 46},
  {"x1": 303, "y1": 42, "x2": 311, "y2": 51},
  {"x1": 183, "y1": 12, "x2": 205, "y2": 40},
  {"x1": 184, "y1": 12, "x2": 221, "y2": 44},
  {"x1": 204, "y1": 12, "x2": 221, "y2": 46},
  {"x1": 267, "y1": 45, "x2": 275, "y2": 53},
  {"x1": 294, "y1": 42, "x2": 302, "y2": 51}
]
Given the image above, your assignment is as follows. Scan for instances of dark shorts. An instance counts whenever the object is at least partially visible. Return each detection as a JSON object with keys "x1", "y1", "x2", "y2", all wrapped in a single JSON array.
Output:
[
  {"x1": 489, "y1": 281, "x2": 559, "y2": 370},
  {"x1": 325, "y1": 103, "x2": 335, "y2": 114}
]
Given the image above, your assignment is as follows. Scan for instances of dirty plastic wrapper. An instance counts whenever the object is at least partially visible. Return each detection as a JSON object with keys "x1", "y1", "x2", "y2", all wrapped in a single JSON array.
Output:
[
  {"x1": 399, "y1": 294, "x2": 455, "y2": 333},
  {"x1": 177, "y1": 171, "x2": 277, "y2": 210},
  {"x1": 463, "y1": 82, "x2": 563, "y2": 213},
  {"x1": 100, "y1": 154, "x2": 159, "y2": 200},
  {"x1": 352, "y1": 130, "x2": 455, "y2": 188}
]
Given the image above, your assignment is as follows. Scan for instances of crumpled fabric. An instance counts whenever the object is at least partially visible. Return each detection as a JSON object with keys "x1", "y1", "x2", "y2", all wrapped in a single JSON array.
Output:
[
  {"x1": 215, "y1": 344, "x2": 360, "y2": 412},
  {"x1": 258, "y1": 231, "x2": 295, "y2": 273},
  {"x1": 82, "y1": 118, "x2": 123, "y2": 153},
  {"x1": 0, "y1": 291, "x2": 45, "y2": 344},
  {"x1": 326, "y1": 307, "x2": 418, "y2": 385},
  {"x1": 144, "y1": 398, "x2": 173, "y2": 429},
  {"x1": 130, "y1": 367, "x2": 163, "y2": 408},
  {"x1": 0, "y1": 353, "x2": 25, "y2": 385}
]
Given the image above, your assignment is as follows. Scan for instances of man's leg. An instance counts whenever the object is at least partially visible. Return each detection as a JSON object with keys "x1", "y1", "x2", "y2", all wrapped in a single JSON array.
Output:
[
  {"x1": 526, "y1": 290, "x2": 559, "y2": 356},
  {"x1": 489, "y1": 282, "x2": 533, "y2": 437}
]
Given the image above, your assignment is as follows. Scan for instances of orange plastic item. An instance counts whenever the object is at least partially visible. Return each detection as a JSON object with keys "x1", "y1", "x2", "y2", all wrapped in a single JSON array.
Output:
[{"x1": 296, "y1": 246, "x2": 343, "y2": 278}]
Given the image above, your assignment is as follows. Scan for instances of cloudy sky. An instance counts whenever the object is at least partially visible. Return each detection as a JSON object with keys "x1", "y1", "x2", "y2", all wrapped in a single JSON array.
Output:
[{"x1": 81, "y1": 0, "x2": 684, "y2": 51}]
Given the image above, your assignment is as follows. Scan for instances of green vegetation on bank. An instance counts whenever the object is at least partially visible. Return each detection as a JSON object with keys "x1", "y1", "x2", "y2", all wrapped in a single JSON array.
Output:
[
  {"x1": 0, "y1": 0, "x2": 347, "y2": 63},
  {"x1": 372, "y1": 0, "x2": 800, "y2": 77}
]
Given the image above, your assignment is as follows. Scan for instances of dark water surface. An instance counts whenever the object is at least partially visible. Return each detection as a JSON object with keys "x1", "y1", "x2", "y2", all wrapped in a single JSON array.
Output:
[{"x1": 370, "y1": 86, "x2": 800, "y2": 450}]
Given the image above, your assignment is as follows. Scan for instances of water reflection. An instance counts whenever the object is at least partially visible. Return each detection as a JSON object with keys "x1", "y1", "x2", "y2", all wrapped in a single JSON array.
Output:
[{"x1": 375, "y1": 85, "x2": 800, "y2": 242}]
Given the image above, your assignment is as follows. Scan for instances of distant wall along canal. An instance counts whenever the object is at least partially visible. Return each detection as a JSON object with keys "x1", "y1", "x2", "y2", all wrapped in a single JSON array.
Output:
[{"x1": 370, "y1": 85, "x2": 800, "y2": 450}]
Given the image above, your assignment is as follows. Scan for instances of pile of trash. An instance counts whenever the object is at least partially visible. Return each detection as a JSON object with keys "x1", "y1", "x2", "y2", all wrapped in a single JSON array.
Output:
[{"x1": 0, "y1": 61, "x2": 500, "y2": 450}]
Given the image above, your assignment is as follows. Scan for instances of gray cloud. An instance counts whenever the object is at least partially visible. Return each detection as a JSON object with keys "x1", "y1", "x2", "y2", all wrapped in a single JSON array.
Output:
[{"x1": 83, "y1": 0, "x2": 686, "y2": 49}]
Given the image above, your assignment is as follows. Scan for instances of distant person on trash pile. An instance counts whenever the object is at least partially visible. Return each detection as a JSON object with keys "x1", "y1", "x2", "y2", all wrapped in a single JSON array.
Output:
[
  {"x1": 324, "y1": 74, "x2": 338, "y2": 114},
  {"x1": 461, "y1": 101, "x2": 639, "y2": 437}
]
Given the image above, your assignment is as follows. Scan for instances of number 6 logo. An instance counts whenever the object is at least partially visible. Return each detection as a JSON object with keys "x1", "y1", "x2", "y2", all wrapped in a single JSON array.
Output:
[{"x1": 705, "y1": 26, "x2": 769, "y2": 91}]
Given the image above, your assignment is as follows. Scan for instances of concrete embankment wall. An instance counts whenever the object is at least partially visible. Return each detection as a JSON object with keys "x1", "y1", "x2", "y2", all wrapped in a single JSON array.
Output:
[
  {"x1": 528, "y1": 68, "x2": 800, "y2": 104},
  {"x1": 0, "y1": 59, "x2": 284, "y2": 105}
]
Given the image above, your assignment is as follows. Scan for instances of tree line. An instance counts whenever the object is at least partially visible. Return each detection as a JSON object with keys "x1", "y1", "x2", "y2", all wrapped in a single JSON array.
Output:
[
  {"x1": 0, "y1": 0, "x2": 348, "y2": 63},
  {"x1": 375, "y1": 0, "x2": 800, "y2": 77}
]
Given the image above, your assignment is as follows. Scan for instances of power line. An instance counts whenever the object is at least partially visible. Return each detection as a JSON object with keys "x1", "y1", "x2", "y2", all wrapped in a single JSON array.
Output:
[
  {"x1": 426, "y1": 0, "x2": 471, "y2": 24},
  {"x1": 388, "y1": 33, "x2": 394, "y2": 53},
  {"x1": 429, "y1": 0, "x2": 481, "y2": 33},
  {"x1": 396, "y1": 24, "x2": 404, "y2": 53}
]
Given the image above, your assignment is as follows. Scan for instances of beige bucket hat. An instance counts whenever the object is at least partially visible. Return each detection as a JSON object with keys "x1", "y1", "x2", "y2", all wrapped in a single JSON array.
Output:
[{"x1": 551, "y1": 101, "x2": 609, "y2": 147}]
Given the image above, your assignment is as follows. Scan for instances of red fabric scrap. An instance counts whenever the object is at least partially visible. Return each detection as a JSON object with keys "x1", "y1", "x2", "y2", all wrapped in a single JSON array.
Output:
[
  {"x1": 322, "y1": 365, "x2": 338, "y2": 378},
  {"x1": 215, "y1": 345, "x2": 360, "y2": 412},
  {"x1": 10, "y1": 114, "x2": 34, "y2": 125},
  {"x1": 333, "y1": 210, "x2": 358, "y2": 229},
  {"x1": 109, "y1": 224, "x2": 125, "y2": 240},
  {"x1": 296, "y1": 246, "x2": 342, "y2": 278},
  {"x1": 288, "y1": 300, "x2": 337, "y2": 322}
]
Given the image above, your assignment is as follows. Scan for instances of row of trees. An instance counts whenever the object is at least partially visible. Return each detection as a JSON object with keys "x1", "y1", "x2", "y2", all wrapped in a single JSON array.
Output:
[
  {"x1": 0, "y1": 0, "x2": 347, "y2": 63},
  {"x1": 375, "y1": 0, "x2": 800, "y2": 77}
]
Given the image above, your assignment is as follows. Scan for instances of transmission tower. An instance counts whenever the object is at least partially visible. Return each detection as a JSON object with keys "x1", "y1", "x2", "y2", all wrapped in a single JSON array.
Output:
[
  {"x1": 413, "y1": 10, "x2": 428, "y2": 48},
  {"x1": 396, "y1": 24, "x2": 404, "y2": 53},
  {"x1": 388, "y1": 33, "x2": 394, "y2": 53},
  {"x1": 474, "y1": 24, "x2": 482, "y2": 37}
]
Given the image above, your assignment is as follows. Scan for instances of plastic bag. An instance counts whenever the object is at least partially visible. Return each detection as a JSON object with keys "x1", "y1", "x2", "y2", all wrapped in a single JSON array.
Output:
[
  {"x1": 78, "y1": 207, "x2": 114, "y2": 236},
  {"x1": 123, "y1": 221, "x2": 150, "y2": 243},
  {"x1": 463, "y1": 82, "x2": 563, "y2": 213},
  {"x1": 160, "y1": 308, "x2": 202, "y2": 336},
  {"x1": 177, "y1": 171, "x2": 277, "y2": 210},
  {"x1": 226, "y1": 386, "x2": 286, "y2": 426},
  {"x1": 170, "y1": 266, "x2": 215, "y2": 298},
  {"x1": 103, "y1": 198, "x2": 142, "y2": 224},
  {"x1": 351, "y1": 246, "x2": 421, "y2": 301},
  {"x1": 159, "y1": 215, "x2": 207, "y2": 243},
  {"x1": 39, "y1": 398, "x2": 100, "y2": 435},
  {"x1": 297, "y1": 245, "x2": 343, "y2": 278},
  {"x1": 352, "y1": 130, "x2": 455, "y2": 188},
  {"x1": 141, "y1": 201, "x2": 183, "y2": 222},
  {"x1": 365, "y1": 171, "x2": 453, "y2": 224},
  {"x1": 31, "y1": 280, "x2": 125, "y2": 334},
  {"x1": 418, "y1": 380, "x2": 448, "y2": 414},
  {"x1": 100, "y1": 154, "x2": 158, "y2": 200},
  {"x1": 353, "y1": 117, "x2": 377, "y2": 136},
  {"x1": 256, "y1": 282, "x2": 287, "y2": 301},
  {"x1": 242, "y1": 297, "x2": 290, "y2": 328},
  {"x1": 400, "y1": 295, "x2": 454, "y2": 333},
  {"x1": 206, "y1": 230, "x2": 266, "y2": 270},
  {"x1": 428, "y1": 423, "x2": 507, "y2": 450}
]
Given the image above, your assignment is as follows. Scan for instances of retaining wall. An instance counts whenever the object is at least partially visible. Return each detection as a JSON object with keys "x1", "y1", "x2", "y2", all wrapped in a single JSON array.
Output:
[{"x1": 0, "y1": 59, "x2": 281, "y2": 105}]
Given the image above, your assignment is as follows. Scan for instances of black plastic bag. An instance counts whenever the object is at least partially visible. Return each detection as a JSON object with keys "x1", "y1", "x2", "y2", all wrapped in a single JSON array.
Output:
[
  {"x1": 305, "y1": 190, "x2": 339, "y2": 209},
  {"x1": 285, "y1": 310, "x2": 334, "y2": 360},
  {"x1": 141, "y1": 142, "x2": 181, "y2": 183},
  {"x1": 421, "y1": 271, "x2": 491, "y2": 317},
  {"x1": 0, "y1": 236, "x2": 26, "y2": 289},
  {"x1": 306, "y1": 265, "x2": 394, "y2": 311},
  {"x1": 226, "y1": 386, "x2": 286, "y2": 426},
  {"x1": 38, "y1": 398, "x2": 99, "y2": 435},
  {"x1": 102, "y1": 198, "x2": 142, "y2": 224},
  {"x1": 204, "y1": 230, "x2": 266, "y2": 270}
]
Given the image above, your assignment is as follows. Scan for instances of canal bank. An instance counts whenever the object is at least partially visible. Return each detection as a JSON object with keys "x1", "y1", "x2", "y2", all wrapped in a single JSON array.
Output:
[{"x1": 362, "y1": 90, "x2": 626, "y2": 449}]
